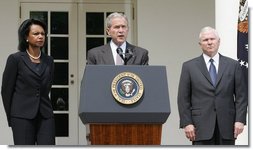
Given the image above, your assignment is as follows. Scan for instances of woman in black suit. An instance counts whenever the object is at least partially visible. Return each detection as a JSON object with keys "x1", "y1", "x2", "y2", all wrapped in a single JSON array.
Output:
[{"x1": 1, "y1": 19, "x2": 55, "y2": 145}]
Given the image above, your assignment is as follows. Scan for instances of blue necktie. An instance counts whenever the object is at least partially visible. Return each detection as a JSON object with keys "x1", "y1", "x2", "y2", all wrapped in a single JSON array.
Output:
[{"x1": 209, "y1": 59, "x2": 217, "y2": 86}]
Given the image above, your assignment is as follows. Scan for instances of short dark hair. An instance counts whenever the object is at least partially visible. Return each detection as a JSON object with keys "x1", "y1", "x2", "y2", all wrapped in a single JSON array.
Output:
[{"x1": 18, "y1": 19, "x2": 47, "y2": 51}]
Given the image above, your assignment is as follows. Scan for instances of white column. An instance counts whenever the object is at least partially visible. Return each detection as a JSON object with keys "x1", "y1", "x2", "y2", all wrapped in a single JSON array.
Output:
[{"x1": 215, "y1": 0, "x2": 239, "y2": 59}]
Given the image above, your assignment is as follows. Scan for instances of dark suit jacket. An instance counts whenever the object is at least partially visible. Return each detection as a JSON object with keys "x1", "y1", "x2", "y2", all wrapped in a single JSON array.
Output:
[
  {"x1": 177, "y1": 54, "x2": 248, "y2": 141},
  {"x1": 1, "y1": 51, "x2": 54, "y2": 127},
  {"x1": 86, "y1": 42, "x2": 149, "y2": 65}
]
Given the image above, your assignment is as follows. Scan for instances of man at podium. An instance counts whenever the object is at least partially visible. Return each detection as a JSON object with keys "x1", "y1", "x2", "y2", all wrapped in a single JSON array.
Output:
[{"x1": 86, "y1": 12, "x2": 149, "y2": 65}]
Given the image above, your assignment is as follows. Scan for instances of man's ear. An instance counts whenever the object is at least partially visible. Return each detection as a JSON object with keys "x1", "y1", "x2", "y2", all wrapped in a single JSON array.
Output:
[{"x1": 106, "y1": 28, "x2": 110, "y2": 36}]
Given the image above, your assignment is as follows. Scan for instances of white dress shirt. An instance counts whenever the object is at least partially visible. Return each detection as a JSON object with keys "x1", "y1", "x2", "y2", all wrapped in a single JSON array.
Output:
[
  {"x1": 110, "y1": 41, "x2": 126, "y2": 63},
  {"x1": 203, "y1": 53, "x2": 219, "y2": 73}
]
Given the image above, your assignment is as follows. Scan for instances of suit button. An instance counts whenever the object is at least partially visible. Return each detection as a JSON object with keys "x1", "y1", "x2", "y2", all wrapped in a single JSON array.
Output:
[
  {"x1": 36, "y1": 93, "x2": 39, "y2": 97},
  {"x1": 214, "y1": 108, "x2": 216, "y2": 111}
]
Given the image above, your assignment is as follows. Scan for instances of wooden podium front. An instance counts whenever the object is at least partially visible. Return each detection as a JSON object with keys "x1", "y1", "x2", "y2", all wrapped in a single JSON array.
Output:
[{"x1": 87, "y1": 124, "x2": 162, "y2": 145}]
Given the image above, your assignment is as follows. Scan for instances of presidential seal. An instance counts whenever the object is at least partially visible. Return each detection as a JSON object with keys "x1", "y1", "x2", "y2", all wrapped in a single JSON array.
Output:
[{"x1": 111, "y1": 72, "x2": 144, "y2": 105}]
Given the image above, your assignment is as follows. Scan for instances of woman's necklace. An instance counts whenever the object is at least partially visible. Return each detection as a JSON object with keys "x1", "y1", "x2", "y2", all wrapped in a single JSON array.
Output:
[{"x1": 26, "y1": 50, "x2": 41, "y2": 60}]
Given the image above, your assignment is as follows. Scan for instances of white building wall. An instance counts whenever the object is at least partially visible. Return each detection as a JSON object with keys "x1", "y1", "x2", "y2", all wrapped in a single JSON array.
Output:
[{"x1": 0, "y1": 0, "x2": 19, "y2": 145}]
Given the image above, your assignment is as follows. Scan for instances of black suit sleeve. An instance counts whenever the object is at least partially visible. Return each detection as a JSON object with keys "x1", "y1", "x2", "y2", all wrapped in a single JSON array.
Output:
[{"x1": 1, "y1": 54, "x2": 18, "y2": 127}]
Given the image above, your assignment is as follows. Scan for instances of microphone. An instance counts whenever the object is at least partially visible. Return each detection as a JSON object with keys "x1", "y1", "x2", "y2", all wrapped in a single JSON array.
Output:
[
  {"x1": 116, "y1": 47, "x2": 126, "y2": 65},
  {"x1": 116, "y1": 47, "x2": 134, "y2": 65},
  {"x1": 116, "y1": 47, "x2": 124, "y2": 60},
  {"x1": 125, "y1": 48, "x2": 133, "y2": 64}
]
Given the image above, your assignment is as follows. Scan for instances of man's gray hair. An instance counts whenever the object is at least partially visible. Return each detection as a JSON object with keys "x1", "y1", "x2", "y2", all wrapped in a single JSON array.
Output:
[
  {"x1": 199, "y1": 26, "x2": 220, "y2": 41},
  {"x1": 106, "y1": 12, "x2": 129, "y2": 28}
]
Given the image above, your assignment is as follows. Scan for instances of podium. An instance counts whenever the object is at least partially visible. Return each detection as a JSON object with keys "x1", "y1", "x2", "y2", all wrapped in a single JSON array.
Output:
[{"x1": 79, "y1": 65, "x2": 170, "y2": 145}]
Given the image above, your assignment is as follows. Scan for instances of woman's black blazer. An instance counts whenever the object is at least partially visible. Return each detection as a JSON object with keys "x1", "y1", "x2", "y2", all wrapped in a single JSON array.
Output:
[{"x1": 1, "y1": 51, "x2": 54, "y2": 126}]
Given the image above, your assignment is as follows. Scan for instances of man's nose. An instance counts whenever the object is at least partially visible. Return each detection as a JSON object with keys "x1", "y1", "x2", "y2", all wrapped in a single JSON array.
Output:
[
  {"x1": 207, "y1": 39, "x2": 212, "y2": 44},
  {"x1": 119, "y1": 27, "x2": 123, "y2": 32}
]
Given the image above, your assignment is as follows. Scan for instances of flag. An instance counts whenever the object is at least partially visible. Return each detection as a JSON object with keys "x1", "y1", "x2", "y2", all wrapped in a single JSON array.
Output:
[{"x1": 237, "y1": 0, "x2": 248, "y2": 89}]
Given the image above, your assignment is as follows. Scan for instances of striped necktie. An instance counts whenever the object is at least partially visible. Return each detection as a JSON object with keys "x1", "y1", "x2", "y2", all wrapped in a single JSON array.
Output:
[{"x1": 209, "y1": 59, "x2": 217, "y2": 86}]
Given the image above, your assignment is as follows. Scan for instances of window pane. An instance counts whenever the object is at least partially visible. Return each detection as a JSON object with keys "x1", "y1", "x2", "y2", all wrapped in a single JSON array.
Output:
[
  {"x1": 41, "y1": 45, "x2": 48, "y2": 55},
  {"x1": 107, "y1": 37, "x2": 112, "y2": 43},
  {"x1": 86, "y1": 38, "x2": 104, "y2": 51},
  {"x1": 51, "y1": 37, "x2": 68, "y2": 59},
  {"x1": 30, "y1": 11, "x2": 48, "y2": 25},
  {"x1": 86, "y1": 13, "x2": 104, "y2": 35},
  {"x1": 54, "y1": 114, "x2": 69, "y2": 137},
  {"x1": 51, "y1": 12, "x2": 68, "y2": 34},
  {"x1": 53, "y1": 63, "x2": 68, "y2": 85},
  {"x1": 51, "y1": 88, "x2": 68, "y2": 111}
]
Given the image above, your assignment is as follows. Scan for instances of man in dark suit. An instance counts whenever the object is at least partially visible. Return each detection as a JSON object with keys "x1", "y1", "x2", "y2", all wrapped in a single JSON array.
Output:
[
  {"x1": 177, "y1": 26, "x2": 248, "y2": 145},
  {"x1": 87, "y1": 12, "x2": 149, "y2": 65}
]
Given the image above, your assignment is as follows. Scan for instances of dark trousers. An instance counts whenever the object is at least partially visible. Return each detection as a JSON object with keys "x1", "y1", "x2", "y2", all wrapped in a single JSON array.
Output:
[
  {"x1": 11, "y1": 114, "x2": 55, "y2": 145},
  {"x1": 193, "y1": 120, "x2": 235, "y2": 145}
]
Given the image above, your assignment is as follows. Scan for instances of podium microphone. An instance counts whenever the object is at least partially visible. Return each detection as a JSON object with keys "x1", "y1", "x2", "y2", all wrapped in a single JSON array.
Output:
[
  {"x1": 125, "y1": 48, "x2": 133, "y2": 64},
  {"x1": 117, "y1": 47, "x2": 133, "y2": 65},
  {"x1": 116, "y1": 47, "x2": 124, "y2": 59}
]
